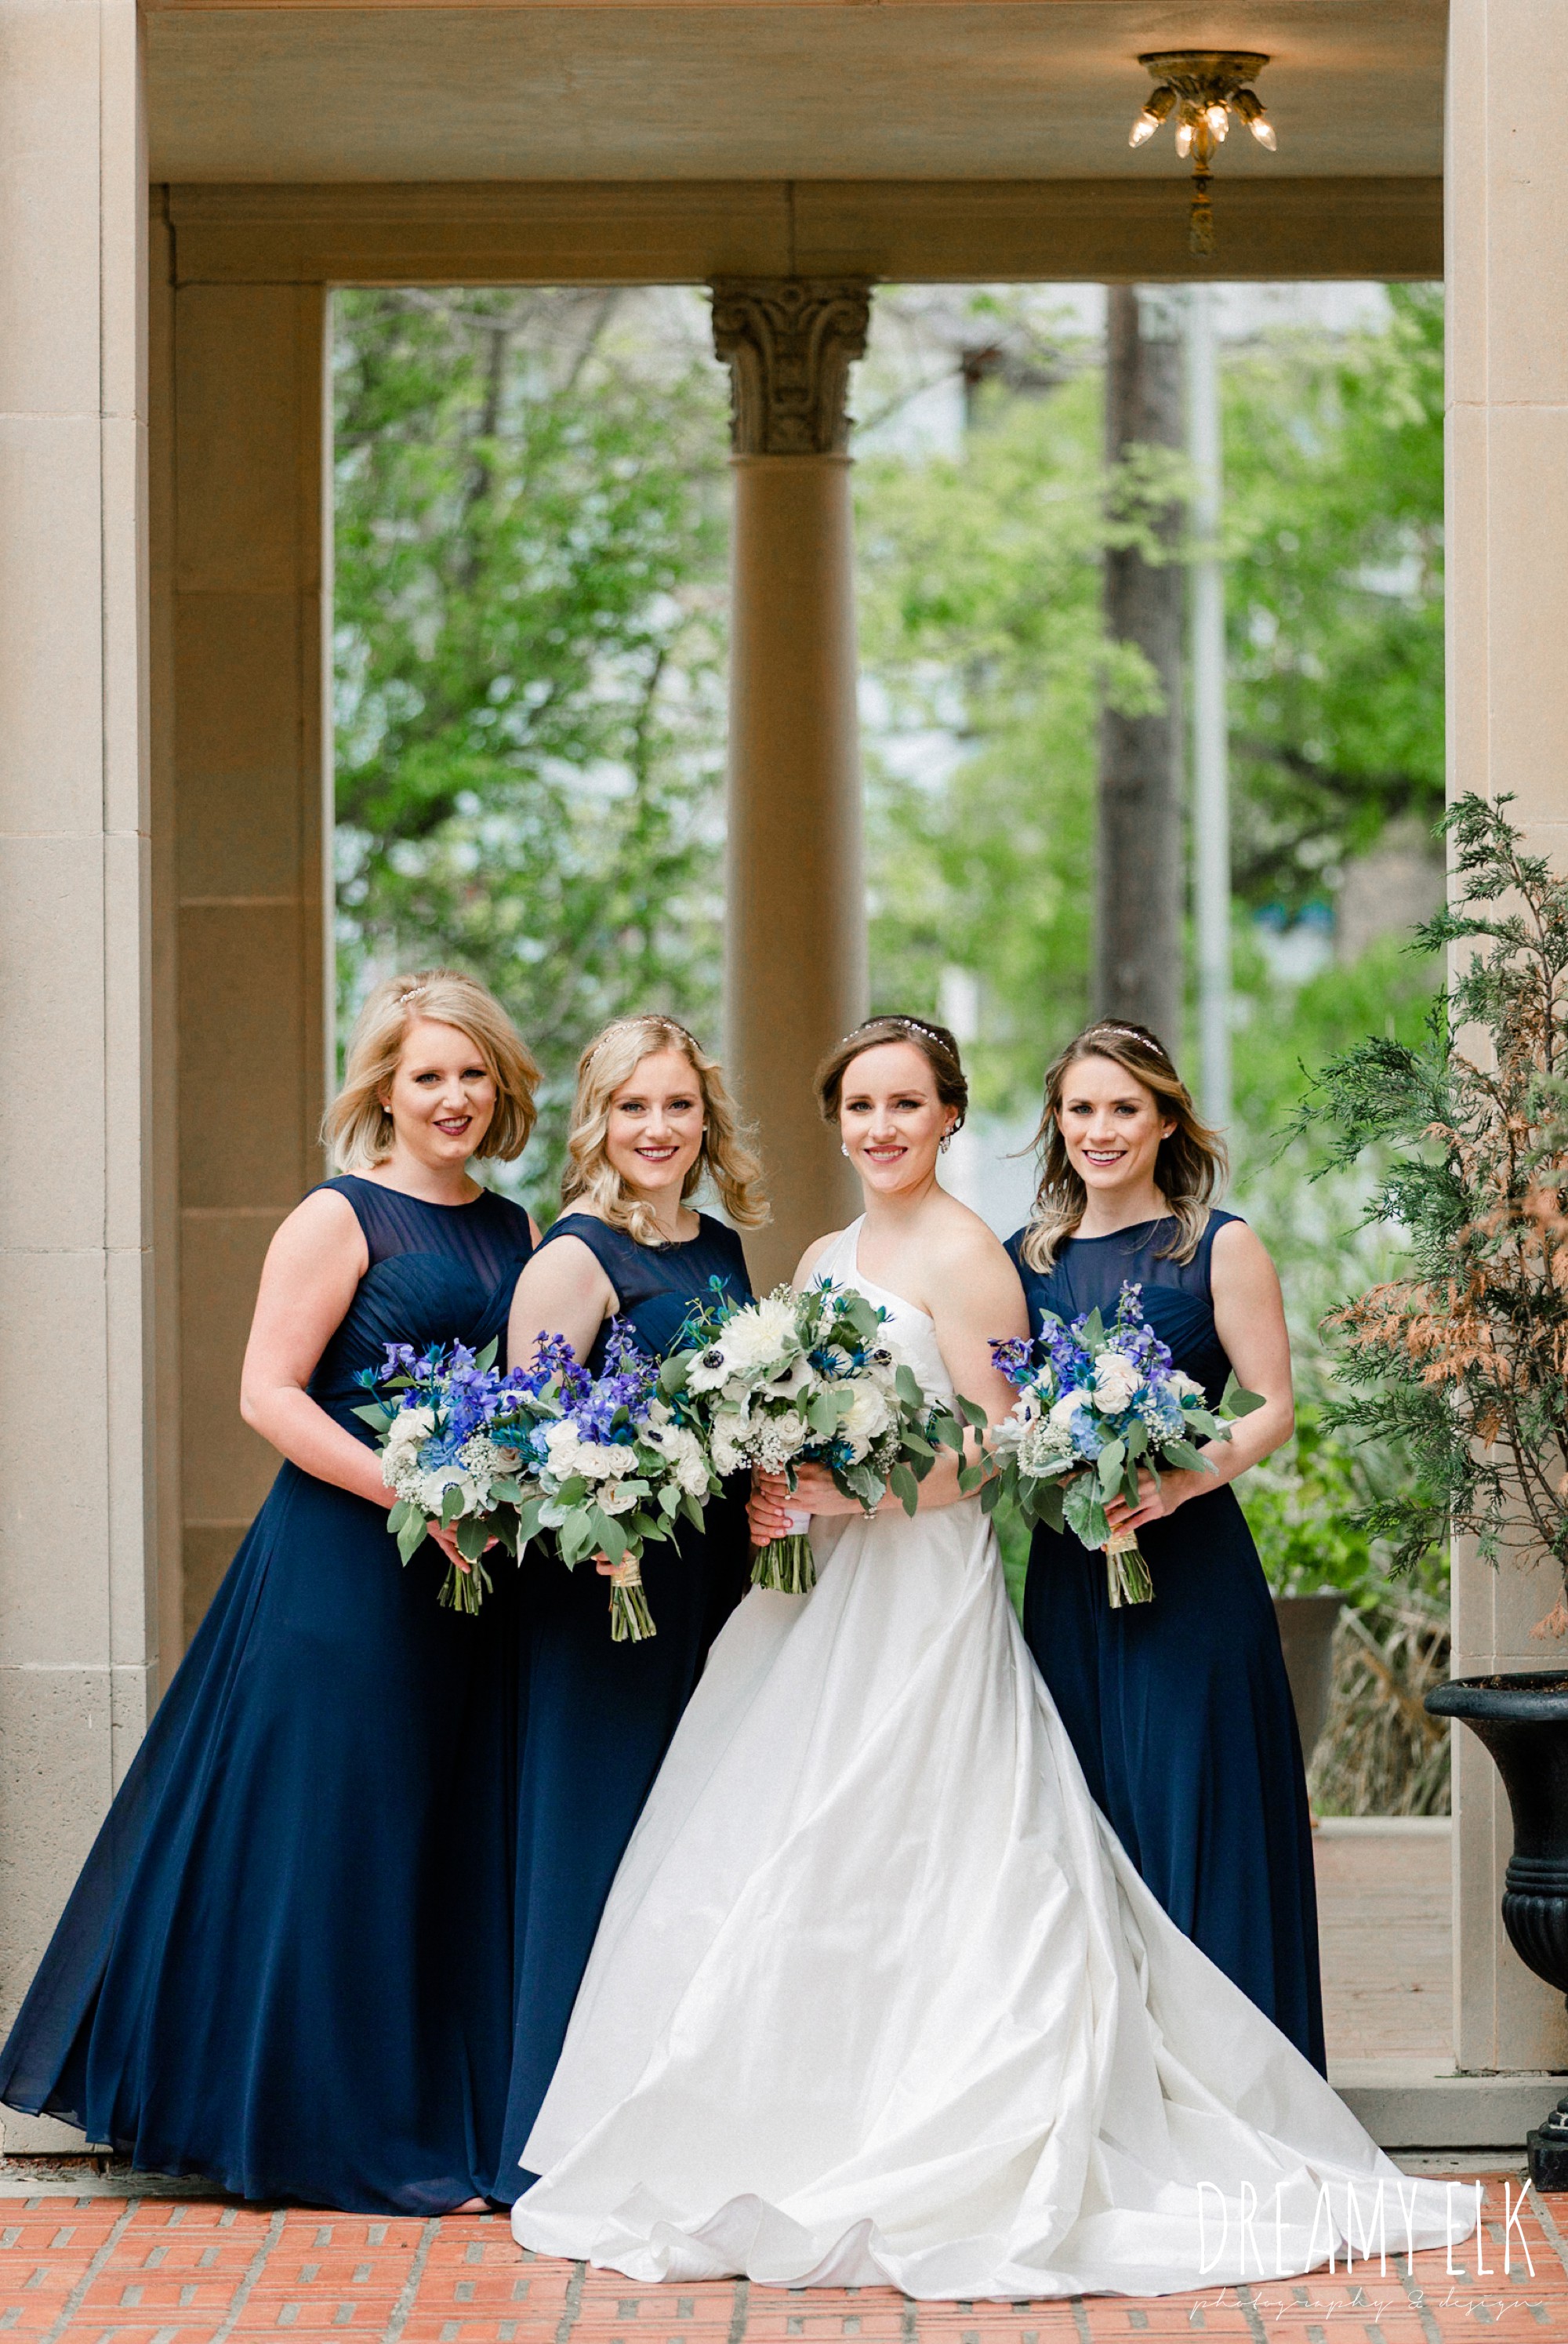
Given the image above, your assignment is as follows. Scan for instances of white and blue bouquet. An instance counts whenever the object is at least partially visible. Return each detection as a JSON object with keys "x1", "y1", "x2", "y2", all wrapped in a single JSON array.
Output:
[
  {"x1": 671, "y1": 1282, "x2": 982, "y2": 1595},
  {"x1": 356, "y1": 1325, "x2": 720, "y2": 1640},
  {"x1": 354, "y1": 1337, "x2": 543, "y2": 1615},
  {"x1": 989, "y1": 1283, "x2": 1263, "y2": 1608},
  {"x1": 497, "y1": 1321, "x2": 721, "y2": 1643}
]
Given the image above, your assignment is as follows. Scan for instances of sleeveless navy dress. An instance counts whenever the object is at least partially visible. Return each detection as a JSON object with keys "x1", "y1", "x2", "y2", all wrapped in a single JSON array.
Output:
[
  {"x1": 0, "y1": 1175, "x2": 535, "y2": 2210},
  {"x1": 1006, "y1": 1210, "x2": 1327, "y2": 2073},
  {"x1": 499, "y1": 1210, "x2": 753, "y2": 2188}
]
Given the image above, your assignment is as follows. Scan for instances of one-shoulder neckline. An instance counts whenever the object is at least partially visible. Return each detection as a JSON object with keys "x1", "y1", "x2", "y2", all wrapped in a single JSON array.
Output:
[
  {"x1": 336, "y1": 1173, "x2": 494, "y2": 1214},
  {"x1": 847, "y1": 1217, "x2": 935, "y2": 1325}
]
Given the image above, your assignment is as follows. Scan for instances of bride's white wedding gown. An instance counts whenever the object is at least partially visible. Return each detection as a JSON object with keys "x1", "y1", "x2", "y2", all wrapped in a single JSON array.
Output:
[{"x1": 511, "y1": 1225, "x2": 1467, "y2": 2299}]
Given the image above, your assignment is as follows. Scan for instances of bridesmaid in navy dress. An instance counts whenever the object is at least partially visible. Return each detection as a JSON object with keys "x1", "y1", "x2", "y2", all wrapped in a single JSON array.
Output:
[
  {"x1": 1006, "y1": 1018, "x2": 1326, "y2": 2072},
  {"x1": 498, "y1": 1014, "x2": 764, "y2": 2185},
  {"x1": 0, "y1": 970, "x2": 542, "y2": 2210}
]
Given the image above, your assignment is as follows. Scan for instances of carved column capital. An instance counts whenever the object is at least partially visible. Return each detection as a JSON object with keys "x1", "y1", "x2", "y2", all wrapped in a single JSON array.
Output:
[{"x1": 710, "y1": 279, "x2": 872, "y2": 456}]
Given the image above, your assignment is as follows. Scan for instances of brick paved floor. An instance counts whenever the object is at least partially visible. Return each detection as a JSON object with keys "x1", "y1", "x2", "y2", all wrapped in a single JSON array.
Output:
[{"x1": 2, "y1": 2184, "x2": 1566, "y2": 2344}]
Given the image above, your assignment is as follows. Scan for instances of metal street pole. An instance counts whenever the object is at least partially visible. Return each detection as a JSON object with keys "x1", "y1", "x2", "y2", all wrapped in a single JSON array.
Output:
[{"x1": 1185, "y1": 281, "x2": 1232, "y2": 1134}]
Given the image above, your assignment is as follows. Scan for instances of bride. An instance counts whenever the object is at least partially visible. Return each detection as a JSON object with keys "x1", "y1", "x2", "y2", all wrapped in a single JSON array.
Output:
[{"x1": 510, "y1": 1014, "x2": 1466, "y2": 2299}]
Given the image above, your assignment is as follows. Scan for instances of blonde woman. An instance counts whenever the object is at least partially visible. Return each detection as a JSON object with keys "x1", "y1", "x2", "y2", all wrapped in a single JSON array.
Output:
[
  {"x1": 1005, "y1": 1018, "x2": 1319, "y2": 2070},
  {"x1": 500, "y1": 1014, "x2": 764, "y2": 2183},
  {"x1": 0, "y1": 972, "x2": 542, "y2": 2213}
]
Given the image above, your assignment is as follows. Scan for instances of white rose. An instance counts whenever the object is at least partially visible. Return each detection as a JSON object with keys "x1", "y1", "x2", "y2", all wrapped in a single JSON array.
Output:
[
  {"x1": 1092, "y1": 1351, "x2": 1143, "y2": 1414},
  {"x1": 710, "y1": 1409, "x2": 748, "y2": 1477},
  {"x1": 839, "y1": 1383, "x2": 893, "y2": 1460},
  {"x1": 1169, "y1": 1370, "x2": 1207, "y2": 1404},
  {"x1": 597, "y1": 1482, "x2": 638, "y2": 1517},
  {"x1": 1049, "y1": 1388, "x2": 1091, "y2": 1428},
  {"x1": 383, "y1": 1403, "x2": 435, "y2": 1460}
]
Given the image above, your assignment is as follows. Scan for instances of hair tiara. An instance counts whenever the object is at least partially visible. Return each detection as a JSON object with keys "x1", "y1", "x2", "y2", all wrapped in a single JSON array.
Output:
[
  {"x1": 837, "y1": 1014, "x2": 952, "y2": 1050},
  {"x1": 582, "y1": 1012, "x2": 702, "y2": 1071}
]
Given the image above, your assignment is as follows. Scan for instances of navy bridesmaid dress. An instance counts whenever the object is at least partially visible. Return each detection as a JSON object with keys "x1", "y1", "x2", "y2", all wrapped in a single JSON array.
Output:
[
  {"x1": 0, "y1": 1175, "x2": 535, "y2": 2210},
  {"x1": 1006, "y1": 1210, "x2": 1327, "y2": 2073},
  {"x1": 499, "y1": 1210, "x2": 753, "y2": 2187}
]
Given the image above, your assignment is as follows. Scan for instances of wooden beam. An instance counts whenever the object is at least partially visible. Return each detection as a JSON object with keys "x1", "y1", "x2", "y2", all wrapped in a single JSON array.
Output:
[{"x1": 167, "y1": 176, "x2": 1443, "y2": 285}]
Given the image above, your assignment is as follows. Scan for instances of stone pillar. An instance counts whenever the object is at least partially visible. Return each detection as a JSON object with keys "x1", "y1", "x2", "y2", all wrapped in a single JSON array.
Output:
[
  {"x1": 0, "y1": 0, "x2": 160, "y2": 2139},
  {"x1": 171, "y1": 275, "x2": 333, "y2": 1642},
  {"x1": 1446, "y1": 0, "x2": 1568, "y2": 2074},
  {"x1": 1097, "y1": 286, "x2": 1185, "y2": 1050},
  {"x1": 712, "y1": 281, "x2": 871, "y2": 1289}
]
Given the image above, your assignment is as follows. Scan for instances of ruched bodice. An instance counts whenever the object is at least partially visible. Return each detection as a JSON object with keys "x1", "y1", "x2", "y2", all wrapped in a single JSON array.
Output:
[
  {"x1": 1006, "y1": 1210, "x2": 1237, "y2": 1406},
  {"x1": 533, "y1": 1210, "x2": 751, "y2": 1368},
  {"x1": 310, "y1": 1176, "x2": 535, "y2": 1430}
]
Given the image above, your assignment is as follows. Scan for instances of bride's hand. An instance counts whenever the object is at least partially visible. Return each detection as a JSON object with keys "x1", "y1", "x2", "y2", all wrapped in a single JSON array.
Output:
[
  {"x1": 1103, "y1": 1466, "x2": 1203, "y2": 1534},
  {"x1": 748, "y1": 1471, "x2": 795, "y2": 1548},
  {"x1": 784, "y1": 1463, "x2": 862, "y2": 1517}
]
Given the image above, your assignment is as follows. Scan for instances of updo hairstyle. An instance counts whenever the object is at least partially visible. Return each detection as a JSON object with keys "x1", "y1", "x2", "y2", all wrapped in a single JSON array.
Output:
[{"x1": 813, "y1": 1014, "x2": 969, "y2": 1131}]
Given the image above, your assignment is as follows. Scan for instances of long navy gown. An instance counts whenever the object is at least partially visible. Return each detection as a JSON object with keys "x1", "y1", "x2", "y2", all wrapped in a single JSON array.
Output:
[
  {"x1": 0, "y1": 1175, "x2": 536, "y2": 2211},
  {"x1": 499, "y1": 1210, "x2": 753, "y2": 2190},
  {"x1": 1006, "y1": 1210, "x2": 1327, "y2": 2073}
]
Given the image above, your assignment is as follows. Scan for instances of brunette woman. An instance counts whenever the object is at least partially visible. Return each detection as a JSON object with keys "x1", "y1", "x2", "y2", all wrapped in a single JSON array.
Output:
[
  {"x1": 1007, "y1": 1018, "x2": 1324, "y2": 2071},
  {"x1": 0, "y1": 971, "x2": 541, "y2": 2209},
  {"x1": 499, "y1": 1014, "x2": 765, "y2": 2183}
]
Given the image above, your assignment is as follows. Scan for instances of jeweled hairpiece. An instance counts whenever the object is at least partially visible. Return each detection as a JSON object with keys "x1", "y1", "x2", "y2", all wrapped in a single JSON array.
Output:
[
  {"x1": 582, "y1": 1012, "x2": 702, "y2": 1071},
  {"x1": 838, "y1": 1014, "x2": 951, "y2": 1050}
]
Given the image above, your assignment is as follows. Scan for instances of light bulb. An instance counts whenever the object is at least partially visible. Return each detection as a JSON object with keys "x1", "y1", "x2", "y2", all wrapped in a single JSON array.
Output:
[
  {"x1": 1128, "y1": 84, "x2": 1176, "y2": 146},
  {"x1": 1174, "y1": 118, "x2": 1193, "y2": 158},
  {"x1": 1205, "y1": 100, "x2": 1230, "y2": 139},
  {"x1": 1233, "y1": 90, "x2": 1277, "y2": 149}
]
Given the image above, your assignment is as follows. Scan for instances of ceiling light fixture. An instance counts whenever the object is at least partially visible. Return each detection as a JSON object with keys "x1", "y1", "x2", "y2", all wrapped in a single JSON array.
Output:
[{"x1": 1129, "y1": 51, "x2": 1276, "y2": 256}]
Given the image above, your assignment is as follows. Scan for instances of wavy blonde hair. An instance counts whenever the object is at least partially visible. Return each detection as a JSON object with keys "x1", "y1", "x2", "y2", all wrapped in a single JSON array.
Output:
[
  {"x1": 325, "y1": 969, "x2": 540, "y2": 1173},
  {"x1": 561, "y1": 1014, "x2": 768, "y2": 1243},
  {"x1": 1019, "y1": 1019, "x2": 1228, "y2": 1273}
]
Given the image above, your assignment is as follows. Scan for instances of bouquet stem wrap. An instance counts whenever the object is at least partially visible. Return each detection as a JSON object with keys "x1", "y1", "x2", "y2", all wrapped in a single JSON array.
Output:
[
  {"x1": 753, "y1": 1504, "x2": 817, "y2": 1595},
  {"x1": 607, "y1": 1552, "x2": 656, "y2": 1643},
  {"x1": 1102, "y1": 1522, "x2": 1156, "y2": 1609}
]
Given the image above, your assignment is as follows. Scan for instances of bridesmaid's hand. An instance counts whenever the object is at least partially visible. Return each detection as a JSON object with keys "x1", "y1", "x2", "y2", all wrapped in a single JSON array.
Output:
[
  {"x1": 1103, "y1": 1466, "x2": 1205, "y2": 1533},
  {"x1": 423, "y1": 1519, "x2": 497, "y2": 1573}
]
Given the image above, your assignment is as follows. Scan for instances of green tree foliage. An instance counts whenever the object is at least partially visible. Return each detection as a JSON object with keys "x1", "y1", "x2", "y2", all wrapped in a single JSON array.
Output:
[
  {"x1": 332, "y1": 288, "x2": 731, "y2": 1209},
  {"x1": 1224, "y1": 284, "x2": 1444, "y2": 913},
  {"x1": 855, "y1": 368, "x2": 1105, "y2": 1118}
]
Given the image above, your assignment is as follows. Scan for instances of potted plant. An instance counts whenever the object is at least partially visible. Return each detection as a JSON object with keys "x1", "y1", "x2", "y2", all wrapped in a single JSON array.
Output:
[{"x1": 1307, "y1": 794, "x2": 1568, "y2": 2180}]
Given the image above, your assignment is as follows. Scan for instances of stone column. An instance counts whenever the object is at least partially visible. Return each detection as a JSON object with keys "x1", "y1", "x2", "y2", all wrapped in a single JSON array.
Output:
[
  {"x1": 0, "y1": 0, "x2": 161, "y2": 2142},
  {"x1": 1447, "y1": 0, "x2": 1568, "y2": 2075},
  {"x1": 712, "y1": 281, "x2": 871, "y2": 1289},
  {"x1": 171, "y1": 275, "x2": 333, "y2": 1642}
]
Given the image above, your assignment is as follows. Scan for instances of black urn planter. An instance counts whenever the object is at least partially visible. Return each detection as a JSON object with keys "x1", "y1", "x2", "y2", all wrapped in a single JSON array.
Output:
[{"x1": 1425, "y1": 1671, "x2": 1568, "y2": 2186}]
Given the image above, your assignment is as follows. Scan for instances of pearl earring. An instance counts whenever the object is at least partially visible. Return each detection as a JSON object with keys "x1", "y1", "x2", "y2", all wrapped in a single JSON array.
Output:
[{"x1": 841, "y1": 1143, "x2": 851, "y2": 1158}]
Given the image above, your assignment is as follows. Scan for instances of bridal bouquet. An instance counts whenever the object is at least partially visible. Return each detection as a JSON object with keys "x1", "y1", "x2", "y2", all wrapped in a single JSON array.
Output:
[
  {"x1": 354, "y1": 1337, "x2": 542, "y2": 1615},
  {"x1": 990, "y1": 1283, "x2": 1263, "y2": 1608},
  {"x1": 671, "y1": 1282, "x2": 982, "y2": 1595}
]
